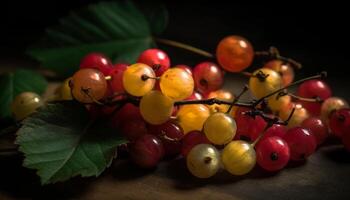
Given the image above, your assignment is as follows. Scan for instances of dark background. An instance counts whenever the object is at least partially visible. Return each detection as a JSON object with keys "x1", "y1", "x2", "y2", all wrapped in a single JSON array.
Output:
[{"x1": 1, "y1": 0, "x2": 349, "y2": 78}]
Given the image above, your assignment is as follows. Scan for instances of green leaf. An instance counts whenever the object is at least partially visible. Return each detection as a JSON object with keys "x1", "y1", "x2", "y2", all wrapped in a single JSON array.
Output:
[
  {"x1": 27, "y1": 1, "x2": 168, "y2": 77},
  {"x1": 0, "y1": 69, "x2": 48, "y2": 119},
  {"x1": 15, "y1": 102, "x2": 126, "y2": 184},
  {"x1": 138, "y1": 1, "x2": 169, "y2": 35}
]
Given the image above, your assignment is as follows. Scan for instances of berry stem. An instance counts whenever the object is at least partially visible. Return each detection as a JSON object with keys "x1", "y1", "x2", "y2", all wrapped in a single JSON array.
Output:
[
  {"x1": 174, "y1": 98, "x2": 252, "y2": 107},
  {"x1": 155, "y1": 38, "x2": 214, "y2": 58},
  {"x1": 226, "y1": 85, "x2": 249, "y2": 114},
  {"x1": 255, "y1": 46, "x2": 302, "y2": 69},
  {"x1": 252, "y1": 71, "x2": 326, "y2": 107}
]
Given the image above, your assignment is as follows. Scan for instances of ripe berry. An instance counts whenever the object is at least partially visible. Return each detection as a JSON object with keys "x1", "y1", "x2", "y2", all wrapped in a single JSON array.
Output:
[
  {"x1": 137, "y1": 49, "x2": 170, "y2": 76},
  {"x1": 80, "y1": 53, "x2": 113, "y2": 75},
  {"x1": 193, "y1": 62, "x2": 224, "y2": 94}
]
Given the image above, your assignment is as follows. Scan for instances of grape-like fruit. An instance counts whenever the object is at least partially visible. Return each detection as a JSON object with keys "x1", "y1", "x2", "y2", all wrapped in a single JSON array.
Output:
[
  {"x1": 297, "y1": 79, "x2": 332, "y2": 116},
  {"x1": 160, "y1": 68, "x2": 194, "y2": 100},
  {"x1": 58, "y1": 78, "x2": 73, "y2": 100},
  {"x1": 137, "y1": 49, "x2": 170, "y2": 76},
  {"x1": 177, "y1": 105, "x2": 210, "y2": 134},
  {"x1": 301, "y1": 117, "x2": 328, "y2": 145},
  {"x1": 249, "y1": 68, "x2": 282, "y2": 99},
  {"x1": 233, "y1": 107, "x2": 267, "y2": 142},
  {"x1": 193, "y1": 62, "x2": 224, "y2": 94},
  {"x1": 175, "y1": 64, "x2": 193, "y2": 75},
  {"x1": 279, "y1": 103, "x2": 309, "y2": 128},
  {"x1": 268, "y1": 93, "x2": 291, "y2": 113},
  {"x1": 221, "y1": 140, "x2": 256, "y2": 175},
  {"x1": 140, "y1": 91, "x2": 174, "y2": 125},
  {"x1": 216, "y1": 35, "x2": 254, "y2": 72},
  {"x1": 256, "y1": 136, "x2": 290, "y2": 171},
  {"x1": 203, "y1": 113, "x2": 237, "y2": 145},
  {"x1": 109, "y1": 63, "x2": 128, "y2": 94},
  {"x1": 121, "y1": 119, "x2": 148, "y2": 141},
  {"x1": 71, "y1": 68, "x2": 107, "y2": 103},
  {"x1": 181, "y1": 131, "x2": 210, "y2": 157},
  {"x1": 185, "y1": 91, "x2": 203, "y2": 101},
  {"x1": 186, "y1": 144, "x2": 220, "y2": 178},
  {"x1": 329, "y1": 108, "x2": 350, "y2": 138},
  {"x1": 80, "y1": 53, "x2": 113, "y2": 75},
  {"x1": 206, "y1": 89, "x2": 234, "y2": 113},
  {"x1": 11, "y1": 92, "x2": 43, "y2": 121},
  {"x1": 149, "y1": 121, "x2": 184, "y2": 156},
  {"x1": 260, "y1": 124, "x2": 287, "y2": 141},
  {"x1": 264, "y1": 60, "x2": 294, "y2": 86},
  {"x1": 320, "y1": 97, "x2": 349, "y2": 123},
  {"x1": 122, "y1": 63, "x2": 155, "y2": 96},
  {"x1": 110, "y1": 103, "x2": 142, "y2": 128},
  {"x1": 283, "y1": 127, "x2": 316, "y2": 161},
  {"x1": 129, "y1": 134, "x2": 164, "y2": 168}
]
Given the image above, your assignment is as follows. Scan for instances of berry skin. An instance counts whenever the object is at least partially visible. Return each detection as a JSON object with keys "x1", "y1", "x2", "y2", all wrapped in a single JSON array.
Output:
[
  {"x1": 301, "y1": 117, "x2": 328, "y2": 145},
  {"x1": 121, "y1": 119, "x2": 148, "y2": 141},
  {"x1": 110, "y1": 103, "x2": 142, "y2": 129},
  {"x1": 137, "y1": 49, "x2": 170, "y2": 76},
  {"x1": 193, "y1": 62, "x2": 224, "y2": 94},
  {"x1": 122, "y1": 63, "x2": 155, "y2": 97},
  {"x1": 320, "y1": 97, "x2": 349, "y2": 124},
  {"x1": 203, "y1": 112, "x2": 237, "y2": 145},
  {"x1": 175, "y1": 64, "x2": 193, "y2": 75},
  {"x1": 71, "y1": 68, "x2": 107, "y2": 103},
  {"x1": 260, "y1": 124, "x2": 287, "y2": 142},
  {"x1": 264, "y1": 60, "x2": 294, "y2": 86},
  {"x1": 297, "y1": 79, "x2": 332, "y2": 116},
  {"x1": 185, "y1": 91, "x2": 203, "y2": 101},
  {"x1": 57, "y1": 78, "x2": 73, "y2": 101},
  {"x1": 283, "y1": 127, "x2": 317, "y2": 161},
  {"x1": 206, "y1": 89, "x2": 234, "y2": 113},
  {"x1": 129, "y1": 134, "x2": 164, "y2": 168},
  {"x1": 342, "y1": 131, "x2": 350, "y2": 152},
  {"x1": 221, "y1": 140, "x2": 256, "y2": 175},
  {"x1": 233, "y1": 107, "x2": 267, "y2": 142},
  {"x1": 216, "y1": 35, "x2": 254, "y2": 72},
  {"x1": 80, "y1": 53, "x2": 113, "y2": 75},
  {"x1": 186, "y1": 144, "x2": 220, "y2": 178},
  {"x1": 139, "y1": 90, "x2": 174, "y2": 125},
  {"x1": 11, "y1": 92, "x2": 43, "y2": 121},
  {"x1": 268, "y1": 93, "x2": 292, "y2": 113},
  {"x1": 109, "y1": 64, "x2": 128, "y2": 94},
  {"x1": 256, "y1": 136, "x2": 290, "y2": 171},
  {"x1": 177, "y1": 104, "x2": 210, "y2": 134},
  {"x1": 279, "y1": 103, "x2": 309, "y2": 128},
  {"x1": 249, "y1": 68, "x2": 282, "y2": 99},
  {"x1": 329, "y1": 108, "x2": 350, "y2": 138},
  {"x1": 148, "y1": 121, "x2": 184, "y2": 156},
  {"x1": 160, "y1": 68, "x2": 194, "y2": 100},
  {"x1": 181, "y1": 131, "x2": 210, "y2": 157}
]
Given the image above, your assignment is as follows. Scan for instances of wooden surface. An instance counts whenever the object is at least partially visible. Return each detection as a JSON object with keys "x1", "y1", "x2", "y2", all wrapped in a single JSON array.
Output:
[{"x1": 1, "y1": 65, "x2": 350, "y2": 199}]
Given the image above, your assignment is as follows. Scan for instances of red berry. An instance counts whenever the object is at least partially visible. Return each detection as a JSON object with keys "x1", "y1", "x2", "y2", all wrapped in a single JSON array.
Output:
[
  {"x1": 329, "y1": 108, "x2": 350, "y2": 138},
  {"x1": 283, "y1": 127, "x2": 317, "y2": 161},
  {"x1": 137, "y1": 49, "x2": 170, "y2": 76},
  {"x1": 256, "y1": 136, "x2": 290, "y2": 171},
  {"x1": 193, "y1": 62, "x2": 224, "y2": 94},
  {"x1": 109, "y1": 64, "x2": 128, "y2": 94},
  {"x1": 129, "y1": 134, "x2": 164, "y2": 168},
  {"x1": 234, "y1": 107, "x2": 267, "y2": 142},
  {"x1": 110, "y1": 103, "x2": 142, "y2": 128},
  {"x1": 301, "y1": 117, "x2": 328, "y2": 145},
  {"x1": 185, "y1": 91, "x2": 203, "y2": 101},
  {"x1": 80, "y1": 53, "x2": 113, "y2": 75},
  {"x1": 148, "y1": 121, "x2": 184, "y2": 156},
  {"x1": 297, "y1": 79, "x2": 332, "y2": 116},
  {"x1": 175, "y1": 64, "x2": 193, "y2": 75},
  {"x1": 260, "y1": 124, "x2": 287, "y2": 141},
  {"x1": 121, "y1": 119, "x2": 148, "y2": 141},
  {"x1": 181, "y1": 131, "x2": 210, "y2": 157}
]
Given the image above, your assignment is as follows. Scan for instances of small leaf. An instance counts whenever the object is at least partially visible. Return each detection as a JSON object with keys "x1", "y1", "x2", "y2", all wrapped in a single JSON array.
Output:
[
  {"x1": 0, "y1": 69, "x2": 48, "y2": 119},
  {"x1": 27, "y1": 1, "x2": 168, "y2": 77},
  {"x1": 16, "y1": 102, "x2": 126, "y2": 184}
]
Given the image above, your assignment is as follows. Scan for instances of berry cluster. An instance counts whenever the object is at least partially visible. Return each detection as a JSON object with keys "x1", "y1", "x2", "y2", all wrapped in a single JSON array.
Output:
[{"x1": 11, "y1": 35, "x2": 350, "y2": 179}]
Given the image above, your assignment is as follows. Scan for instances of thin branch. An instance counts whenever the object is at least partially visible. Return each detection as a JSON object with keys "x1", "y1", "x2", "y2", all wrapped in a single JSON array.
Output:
[
  {"x1": 155, "y1": 38, "x2": 214, "y2": 58},
  {"x1": 255, "y1": 46, "x2": 302, "y2": 69},
  {"x1": 226, "y1": 85, "x2": 249, "y2": 113}
]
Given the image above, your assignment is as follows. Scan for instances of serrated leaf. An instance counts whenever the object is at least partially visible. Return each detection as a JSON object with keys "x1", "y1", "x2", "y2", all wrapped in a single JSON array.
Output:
[
  {"x1": 15, "y1": 102, "x2": 126, "y2": 184},
  {"x1": 27, "y1": 1, "x2": 168, "y2": 77},
  {"x1": 0, "y1": 69, "x2": 48, "y2": 119}
]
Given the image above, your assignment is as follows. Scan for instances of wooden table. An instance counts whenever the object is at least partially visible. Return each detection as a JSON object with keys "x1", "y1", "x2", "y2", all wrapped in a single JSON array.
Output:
[{"x1": 1, "y1": 60, "x2": 350, "y2": 200}]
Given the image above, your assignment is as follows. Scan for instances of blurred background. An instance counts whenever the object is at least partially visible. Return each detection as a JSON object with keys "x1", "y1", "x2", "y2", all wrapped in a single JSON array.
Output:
[{"x1": 0, "y1": 0, "x2": 348, "y2": 77}]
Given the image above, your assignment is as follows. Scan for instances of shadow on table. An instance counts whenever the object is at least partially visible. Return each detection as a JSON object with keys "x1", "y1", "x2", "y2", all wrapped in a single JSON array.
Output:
[{"x1": 0, "y1": 155, "x2": 92, "y2": 199}]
